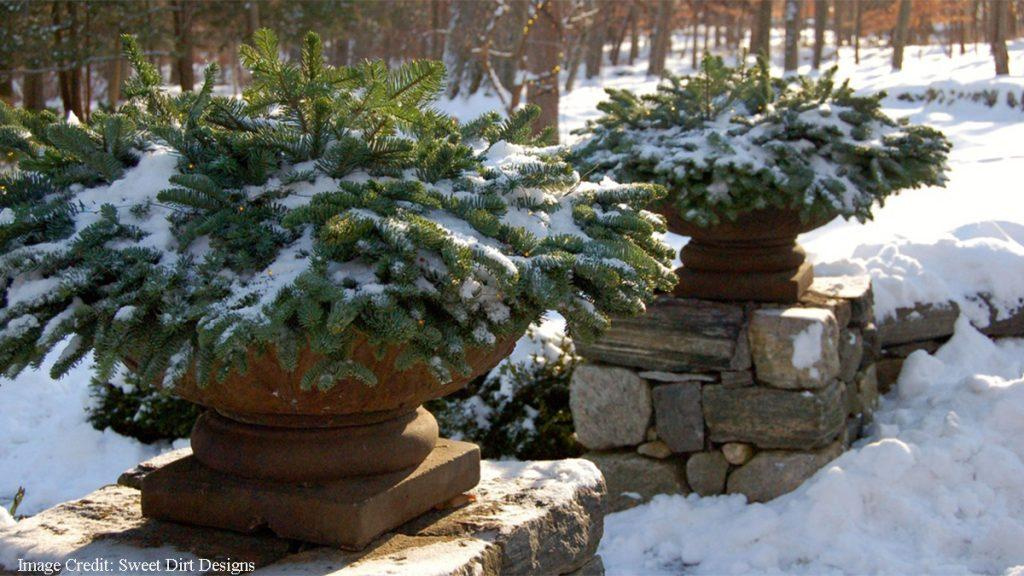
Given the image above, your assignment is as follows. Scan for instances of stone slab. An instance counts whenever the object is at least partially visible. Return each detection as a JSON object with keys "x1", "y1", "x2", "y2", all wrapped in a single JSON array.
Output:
[
  {"x1": 703, "y1": 381, "x2": 846, "y2": 449},
  {"x1": 570, "y1": 365, "x2": 651, "y2": 450},
  {"x1": 877, "y1": 302, "x2": 960, "y2": 346},
  {"x1": 575, "y1": 296, "x2": 747, "y2": 373},
  {"x1": 651, "y1": 382, "x2": 704, "y2": 453},
  {"x1": 685, "y1": 452, "x2": 729, "y2": 497},
  {"x1": 582, "y1": 451, "x2": 687, "y2": 512},
  {"x1": 808, "y1": 275, "x2": 873, "y2": 327},
  {"x1": 727, "y1": 441, "x2": 843, "y2": 503},
  {"x1": 749, "y1": 307, "x2": 841, "y2": 389},
  {"x1": 142, "y1": 439, "x2": 481, "y2": 550},
  {"x1": 1, "y1": 454, "x2": 606, "y2": 576}
]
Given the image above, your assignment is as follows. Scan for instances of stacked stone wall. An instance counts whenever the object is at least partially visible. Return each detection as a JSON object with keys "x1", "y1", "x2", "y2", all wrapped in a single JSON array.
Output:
[{"x1": 571, "y1": 276, "x2": 878, "y2": 510}]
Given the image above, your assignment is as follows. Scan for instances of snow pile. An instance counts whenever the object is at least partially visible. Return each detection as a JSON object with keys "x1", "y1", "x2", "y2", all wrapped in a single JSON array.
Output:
[
  {"x1": 601, "y1": 317, "x2": 1024, "y2": 575},
  {"x1": 0, "y1": 347, "x2": 181, "y2": 516},
  {"x1": 814, "y1": 224, "x2": 1024, "y2": 325}
]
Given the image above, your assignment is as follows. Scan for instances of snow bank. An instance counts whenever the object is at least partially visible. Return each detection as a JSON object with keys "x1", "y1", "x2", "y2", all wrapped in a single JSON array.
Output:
[
  {"x1": 601, "y1": 317, "x2": 1024, "y2": 575},
  {"x1": 0, "y1": 347, "x2": 180, "y2": 516},
  {"x1": 814, "y1": 225, "x2": 1024, "y2": 325}
]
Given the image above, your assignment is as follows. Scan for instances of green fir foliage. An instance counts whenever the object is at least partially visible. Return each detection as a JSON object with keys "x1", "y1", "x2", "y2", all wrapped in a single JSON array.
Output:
[
  {"x1": 571, "y1": 55, "x2": 952, "y2": 226},
  {"x1": 0, "y1": 30, "x2": 675, "y2": 397}
]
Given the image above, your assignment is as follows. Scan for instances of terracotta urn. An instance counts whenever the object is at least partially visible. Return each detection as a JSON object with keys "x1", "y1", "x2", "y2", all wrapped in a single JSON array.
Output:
[
  {"x1": 140, "y1": 331, "x2": 521, "y2": 549},
  {"x1": 658, "y1": 203, "x2": 834, "y2": 303}
]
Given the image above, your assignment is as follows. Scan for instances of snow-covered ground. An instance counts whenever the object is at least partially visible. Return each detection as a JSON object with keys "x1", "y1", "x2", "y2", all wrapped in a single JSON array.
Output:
[{"x1": 2, "y1": 35, "x2": 1024, "y2": 575}]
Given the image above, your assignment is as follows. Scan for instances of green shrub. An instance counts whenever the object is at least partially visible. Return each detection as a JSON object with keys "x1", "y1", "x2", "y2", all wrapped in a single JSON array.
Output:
[
  {"x1": 431, "y1": 322, "x2": 582, "y2": 460},
  {"x1": 571, "y1": 55, "x2": 951, "y2": 227}
]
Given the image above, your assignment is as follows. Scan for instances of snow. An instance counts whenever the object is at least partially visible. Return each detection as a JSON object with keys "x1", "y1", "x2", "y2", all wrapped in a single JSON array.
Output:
[
  {"x1": 0, "y1": 345, "x2": 181, "y2": 516},
  {"x1": 790, "y1": 322, "x2": 823, "y2": 371},
  {"x1": 601, "y1": 318, "x2": 1024, "y2": 575}
]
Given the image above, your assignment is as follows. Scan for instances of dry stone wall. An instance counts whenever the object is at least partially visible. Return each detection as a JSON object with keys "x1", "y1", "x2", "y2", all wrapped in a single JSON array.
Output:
[{"x1": 571, "y1": 276, "x2": 878, "y2": 508}]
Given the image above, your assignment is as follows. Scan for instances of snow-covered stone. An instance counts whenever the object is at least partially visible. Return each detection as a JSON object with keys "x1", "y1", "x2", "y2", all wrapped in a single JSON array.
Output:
[
  {"x1": 0, "y1": 458, "x2": 606, "y2": 576},
  {"x1": 570, "y1": 365, "x2": 652, "y2": 450},
  {"x1": 749, "y1": 307, "x2": 841, "y2": 389}
]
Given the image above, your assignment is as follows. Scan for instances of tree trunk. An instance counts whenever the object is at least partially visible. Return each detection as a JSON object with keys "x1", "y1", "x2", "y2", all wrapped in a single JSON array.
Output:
[
  {"x1": 0, "y1": 76, "x2": 12, "y2": 105},
  {"x1": 691, "y1": 1, "x2": 700, "y2": 69},
  {"x1": 753, "y1": 0, "x2": 772, "y2": 62},
  {"x1": 53, "y1": 2, "x2": 84, "y2": 120},
  {"x1": 172, "y1": 0, "x2": 195, "y2": 92},
  {"x1": 991, "y1": 0, "x2": 1010, "y2": 75},
  {"x1": 784, "y1": 0, "x2": 802, "y2": 71},
  {"x1": 648, "y1": 0, "x2": 675, "y2": 76},
  {"x1": 813, "y1": 0, "x2": 827, "y2": 68},
  {"x1": 832, "y1": 0, "x2": 844, "y2": 47},
  {"x1": 528, "y1": 0, "x2": 561, "y2": 143},
  {"x1": 565, "y1": 24, "x2": 586, "y2": 91},
  {"x1": 853, "y1": 0, "x2": 862, "y2": 63},
  {"x1": 23, "y1": 73, "x2": 46, "y2": 111},
  {"x1": 628, "y1": 2, "x2": 640, "y2": 64},
  {"x1": 430, "y1": 0, "x2": 446, "y2": 60},
  {"x1": 609, "y1": 4, "x2": 630, "y2": 66},
  {"x1": 585, "y1": 2, "x2": 606, "y2": 78},
  {"x1": 892, "y1": 0, "x2": 911, "y2": 71},
  {"x1": 106, "y1": 54, "x2": 123, "y2": 108}
]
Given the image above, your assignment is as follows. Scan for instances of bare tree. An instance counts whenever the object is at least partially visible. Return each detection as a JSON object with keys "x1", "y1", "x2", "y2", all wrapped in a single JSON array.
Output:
[
  {"x1": 812, "y1": 0, "x2": 828, "y2": 68},
  {"x1": 784, "y1": 0, "x2": 801, "y2": 71},
  {"x1": 647, "y1": 0, "x2": 675, "y2": 76},
  {"x1": 991, "y1": 0, "x2": 1010, "y2": 75},
  {"x1": 892, "y1": 0, "x2": 912, "y2": 71}
]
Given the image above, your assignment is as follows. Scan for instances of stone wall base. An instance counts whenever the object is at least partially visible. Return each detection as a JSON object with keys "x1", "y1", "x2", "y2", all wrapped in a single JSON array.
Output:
[
  {"x1": 0, "y1": 449, "x2": 606, "y2": 576},
  {"x1": 573, "y1": 276, "x2": 877, "y2": 509}
]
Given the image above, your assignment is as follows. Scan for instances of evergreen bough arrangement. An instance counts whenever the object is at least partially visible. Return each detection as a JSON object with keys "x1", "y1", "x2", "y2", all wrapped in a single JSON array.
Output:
[
  {"x1": 571, "y1": 56, "x2": 952, "y2": 227},
  {"x1": 0, "y1": 30, "x2": 675, "y2": 393}
]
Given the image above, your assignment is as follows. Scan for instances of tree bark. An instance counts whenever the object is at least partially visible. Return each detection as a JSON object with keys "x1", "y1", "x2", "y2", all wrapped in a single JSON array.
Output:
[
  {"x1": 752, "y1": 0, "x2": 772, "y2": 62},
  {"x1": 691, "y1": 1, "x2": 701, "y2": 70},
  {"x1": 585, "y1": 2, "x2": 606, "y2": 78},
  {"x1": 648, "y1": 0, "x2": 675, "y2": 76},
  {"x1": 991, "y1": 0, "x2": 1010, "y2": 75},
  {"x1": 892, "y1": 0, "x2": 912, "y2": 71},
  {"x1": 106, "y1": 54, "x2": 123, "y2": 108},
  {"x1": 784, "y1": 0, "x2": 802, "y2": 71},
  {"x1": 832, "y1": 0, "x2": 844, "y2": 47},
  {"x1": 628, "y1": 2, "x2": 640, "y2": 64},
  {"x1": 52, "y1": 2, "x2": 84, "y2": 120},
  {"x1": 813, "y1": 0, "x2": 828, "y2": 68},
  {"x1": 527, "y1": 0, "x2": 561, "y2": 142},
  {"x1": 0, "y1": 75, "x2": 12, "y2": 105},
  {"x1": 853, "y1": 0, "x2": 862, "y2": 64},
  {"x1": 172, "y1": 0, "x2": 195, "y2": 92},
  {"x1": 23, "y1": 72, "x2": 46, "y2": 111}
]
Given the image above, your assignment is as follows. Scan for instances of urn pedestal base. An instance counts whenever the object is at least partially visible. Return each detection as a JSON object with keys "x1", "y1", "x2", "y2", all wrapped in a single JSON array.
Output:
[
  {"x1": 140, "y1": 439, "x2": 480, "y2": 550},
  {"x1": 673, "y1": 261, "x2": 814, "y2": 303}
]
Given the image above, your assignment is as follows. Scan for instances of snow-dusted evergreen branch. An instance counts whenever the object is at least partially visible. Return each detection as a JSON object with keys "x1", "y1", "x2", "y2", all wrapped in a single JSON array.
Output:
[
  {"x1": 570, "y1": 55, "x2": 952, "y2": 226},
  {"x1": 0, "y1": 30, "x2": 675, "y2": 392}
]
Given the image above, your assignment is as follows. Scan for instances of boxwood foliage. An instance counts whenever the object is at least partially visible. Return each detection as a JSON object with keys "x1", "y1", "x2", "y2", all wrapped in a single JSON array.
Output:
[{"x1": 570, "y1": 55, "x2": 952, "y2": 227}]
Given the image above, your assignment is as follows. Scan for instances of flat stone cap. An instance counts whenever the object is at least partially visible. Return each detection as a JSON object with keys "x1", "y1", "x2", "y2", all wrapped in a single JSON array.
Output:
[{"x1": 0, "y1": 450, "x2": 606, "y2": 576}]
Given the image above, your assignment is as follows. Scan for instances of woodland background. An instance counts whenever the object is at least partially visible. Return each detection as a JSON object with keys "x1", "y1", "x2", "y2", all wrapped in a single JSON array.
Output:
[{"x1": 1, "y1": 0, "x2": 1019, "y2": 141}]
